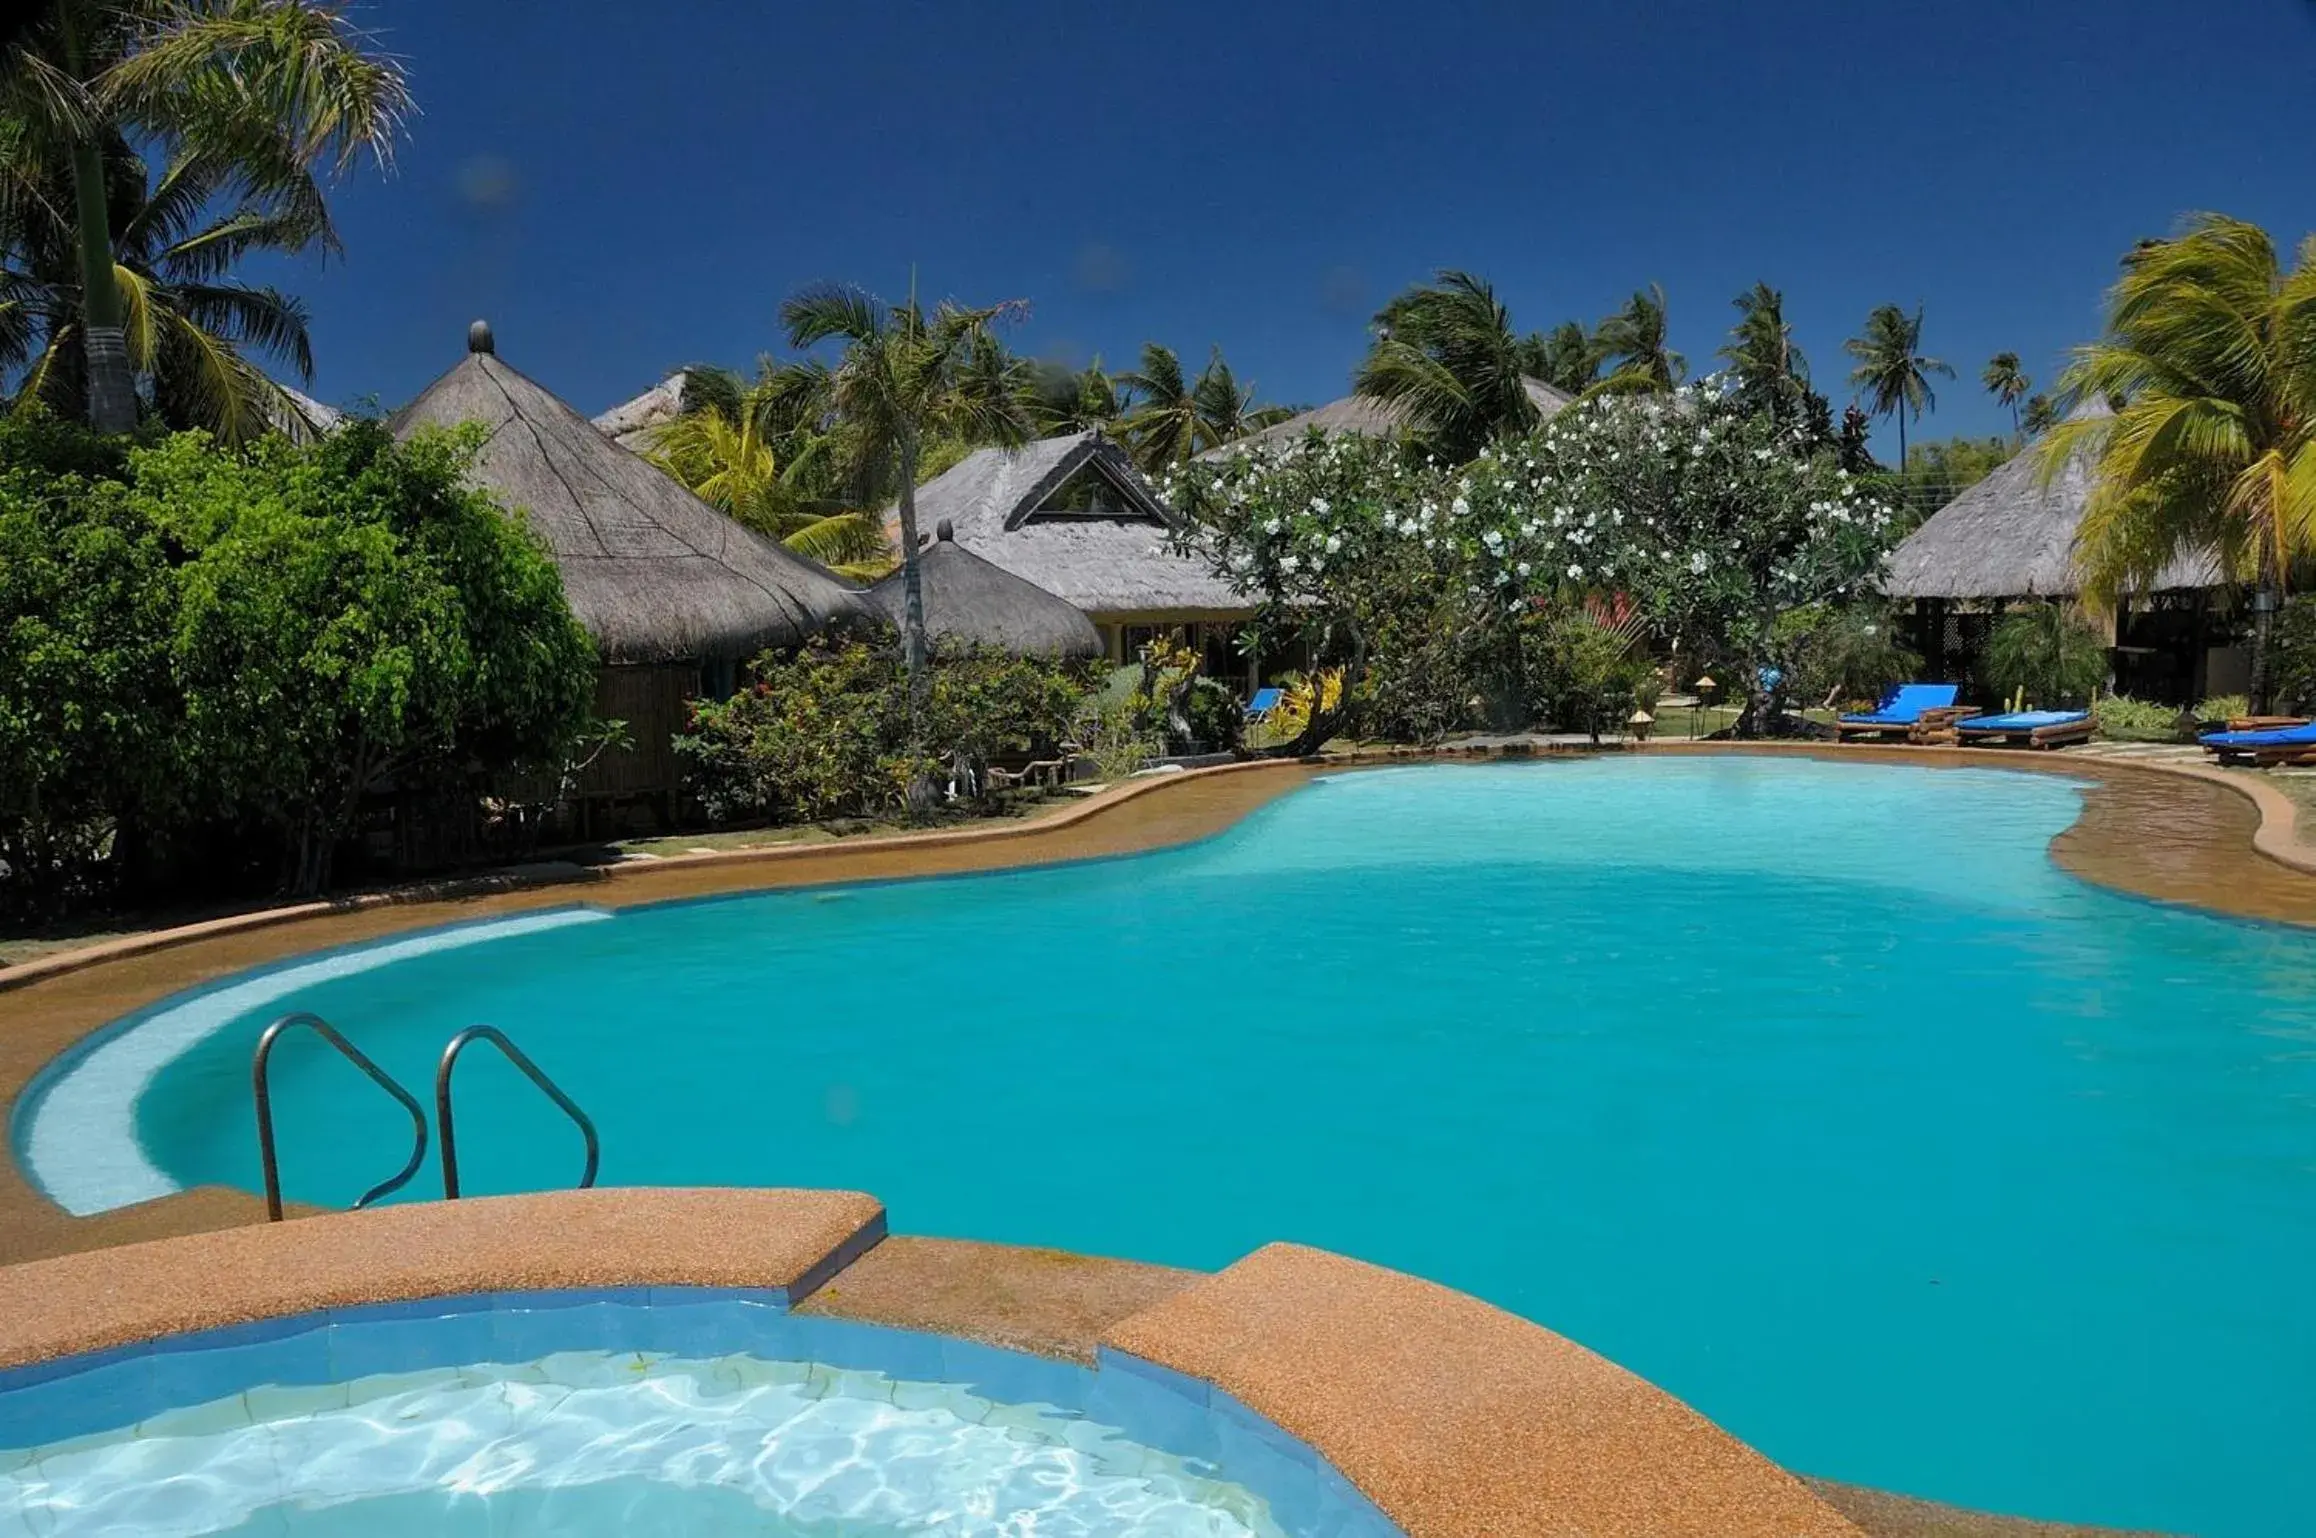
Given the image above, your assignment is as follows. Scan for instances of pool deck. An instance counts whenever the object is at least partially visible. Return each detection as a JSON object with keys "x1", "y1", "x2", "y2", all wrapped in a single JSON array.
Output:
[{"x1": 0, "y1": 741, "x2": 2284, "y2": 1537}]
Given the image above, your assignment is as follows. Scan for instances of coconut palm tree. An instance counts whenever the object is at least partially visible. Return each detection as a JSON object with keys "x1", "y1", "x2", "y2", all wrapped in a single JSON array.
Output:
[
  {"x1": 1118, "y1": 342, "x2": 1203, "y2": 467},
  {"x1": 2044, "y1": 214, "x2": 2316, "y2": 706},
  {"x1": 0, "y1": 0, "x2": 409, "y2": 433},
  {"x1": 1189, "y1": 349, "x2": 1292, "y2": 448},
  {"x1": 1983, "y1": 351, "x2": 2031, "y2": 435},
  {"x1": 1590, "y1": 284, "x2": 1685, "y2": 396},
  {"x1": 1718, "y1": 282, "x2": 1808, "y2": 420},
  {"x1": 1353, "y1": 269, "x2": 1540, "y2": 462},
  {"x1": 1844, "y1": 303, "x2": 1952, "y2": 472},
  {"x1": 4, "y1": 136, "x2": 324, "y2": 438},
  {"x1": 642, "y1": 364, "x2": 891, "y2": 583},
  {"x1": 1024, "y1": 355, "x2": 1124, "y2": 436},
  {"x1": 781, "y1": 280, "x2": 1033, "y2": 710},
  {"x1": 2022, "y1": 393, "x2": 2058, "y2": 435},
  {"x1": 1521, "y1": 319, "x2": 1601, "y2": 396}
]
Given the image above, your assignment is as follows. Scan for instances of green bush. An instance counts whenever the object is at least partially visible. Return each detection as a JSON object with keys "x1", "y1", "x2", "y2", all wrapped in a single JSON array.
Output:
[
  {"x1": 1782, "y1": 604, "x2": 1922, "y2": 709},
  {"x1": 2270, "y1": 596, "x2": 2316, "y2": 713},
  {"x1": 676, "y1": 631, "x2": 1088, "y2": 823},
  {"x1": 2093, "y1": 693, "x2": 2185, "y2": 742},
  {"x1": 0, "y1": 418, "x2": 597, "y2": 909},
  {"x1": 1982, "y1": 604, "x2": 2108, "y2": 707},
  {"x1": 1534, "y1": 612, "x2": 1649, "y2": 740},
  {"x1": 2194, "y1": 694, "x2": 2251, "y2": 725}
]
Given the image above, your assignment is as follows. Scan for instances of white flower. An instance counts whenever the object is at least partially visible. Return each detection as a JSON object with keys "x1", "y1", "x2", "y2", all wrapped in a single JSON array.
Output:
[
  {"x1": 1689, "y1": 551, "x2": 1709, "y2": 575},
  {"x1": 1324, "y1": 533, "x2": 1342, "y2": 553},
  {"x1": 1279, "y1": 553, "x2": 1301, "y2": 572},
  {"x1": 1263, "y1": 517, "x2": 1282, "y2": 535},
  {"x1": 1517, "y1": 560, "x2": 1532, "y2": 576},
  {"x1": 1567, "y1": 563, "x2": 1584, "y2": 579},
  {"x1": 1451, "y1": 496, "x2": 1471, "y2": 518}
]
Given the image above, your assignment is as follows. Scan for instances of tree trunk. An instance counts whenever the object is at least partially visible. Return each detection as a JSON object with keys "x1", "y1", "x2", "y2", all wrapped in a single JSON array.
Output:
[
  {"x1": 2252, "y1": 561, "x2": 2280, "y2": 715},
  {"x1": 62, "y1": 35, "x2": 136, "y2": 434},
  {"x1": 891, "y1": 433, "x2": 939, "y2": 814}
]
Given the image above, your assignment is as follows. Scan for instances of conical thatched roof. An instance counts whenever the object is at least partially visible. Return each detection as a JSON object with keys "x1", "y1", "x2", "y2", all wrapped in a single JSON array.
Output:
[
  {"x1": 1204, "y1": 375, "x2": 1575, "y2": 459},
  {"x1": 1883, "y1": 401, "x2": 2222, "y2": 600},
  {"x1": 887, "y1": 431, "x2": 1250, "y2": 617},
  {"x1": 871, "y1": 521, "x2": 1103, "y2": 659},
  {"x1": 390, "y1": 326, "x2": 868, "y2": 664}
]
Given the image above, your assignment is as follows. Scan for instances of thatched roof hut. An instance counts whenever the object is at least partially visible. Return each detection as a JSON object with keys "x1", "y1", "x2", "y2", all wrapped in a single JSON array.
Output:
[
  {"x1": 592, "y1": 374, "x2": 685, "y2": 452},
  {"x1": 390, "y1": 325, "x2": 868, "y2": 665},
  {"x1": 888, "y1": 430, "x2": 1249, "y2": 624},
  {"x1": 1884, "y1": 402, "x2": 2222, "y2": 600},
  {"x1": 1206, "y1": 375, "x2": 1575, "y2": 458},
  {"x1": 872, "y1": 521, "x2": 1103, "y2": 660}
]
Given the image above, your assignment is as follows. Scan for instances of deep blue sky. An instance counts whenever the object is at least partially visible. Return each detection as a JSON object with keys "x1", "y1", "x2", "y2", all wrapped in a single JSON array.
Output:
[{"x1": 264, "y1": 0, "x2": 2316, "y2": 454}]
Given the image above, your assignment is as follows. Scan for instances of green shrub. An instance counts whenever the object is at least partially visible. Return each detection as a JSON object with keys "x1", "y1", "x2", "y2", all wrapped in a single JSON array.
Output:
[
  {"x1": 2194, "y1": 694, "x2": 2251, "y2": 724},
  {"x1": 2093, "y1": 693, "x2": 2185, "y2": 742},
  {"x1": 1782, "y1": 604, "x2": 1922, "y2": 709},
  {"x1": 0, "y1": 418, "x2": 597, "y2": 909},
  {"x1": 1535, "y1": 611, "x2": 1649, "y2": 740},
  {"x1": 2270, "y1": 596, "x2": 2316, "y2": 713},
  {"x1": 1982, "y1": 604, "x2": 2108, "y2": 707},
  {"x1": 676, "y1": 631, "x2": 1088, "y2": 823}
]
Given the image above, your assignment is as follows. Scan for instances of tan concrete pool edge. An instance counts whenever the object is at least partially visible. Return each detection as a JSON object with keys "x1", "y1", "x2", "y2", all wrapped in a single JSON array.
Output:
[{"x1": 0, "y1": 1187, "x2": 1866, "y2": 1538}]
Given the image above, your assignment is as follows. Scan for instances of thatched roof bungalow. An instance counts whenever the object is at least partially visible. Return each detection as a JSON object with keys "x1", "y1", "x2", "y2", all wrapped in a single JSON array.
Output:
[
  {"x1": 592, "y1": 374, "x2": 685, "y2": 452},
  {"x1": 391, "y1": 324, "x2": 869, "y2": 807},
  {"x1": 1207, "y1": 376, "x2": 1576, "y2": 458},
  {"x1": 886, "y1": 430, "x2": 1253, "y2": 669},
  {"x1": 1883, "y1": 403, "x2": 2220, "y2": 602},
  {"x1": 870, "y1": 521, "x2": 1104, "y2": 660},
  {"x1": 1882, "y1": 402, "x2": 2239, "y2": 704}
]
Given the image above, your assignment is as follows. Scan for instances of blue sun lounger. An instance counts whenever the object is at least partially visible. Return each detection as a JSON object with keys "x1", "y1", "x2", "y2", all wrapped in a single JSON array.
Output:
[
  {"x1": 1245, "y1": 686, "x2": 1284, "y2": 723},
  {"x1": 2201, "y1": 720, "x2": 2316, "y2": 765},
  {"x1": 1955, "y1": 709, "x2": 2093, "y2": 749},
  {"x1": 1834, "y1": 682, "x2": 1970, "y2": 742}
]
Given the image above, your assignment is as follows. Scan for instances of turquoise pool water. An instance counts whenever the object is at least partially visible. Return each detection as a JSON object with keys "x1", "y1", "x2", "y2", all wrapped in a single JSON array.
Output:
[{"x1": 24, "y1": 759, "x2": 2316, "y2": 1534}]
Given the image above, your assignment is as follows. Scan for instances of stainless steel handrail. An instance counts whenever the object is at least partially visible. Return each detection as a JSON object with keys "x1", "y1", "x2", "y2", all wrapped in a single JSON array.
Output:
[
  {"x1": 434, "y1": 1026, "x2": 599, "y2": 1200},
  {"x1": 251, "y1": 1012, "x2": 429, "y2": 1222}
]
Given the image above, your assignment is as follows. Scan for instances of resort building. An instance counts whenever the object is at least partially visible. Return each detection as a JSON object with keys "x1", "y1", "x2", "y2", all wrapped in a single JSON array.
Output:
[
  {"x1": 884, "y1": 430, "x2": 1257, "y2": 674},
  {"x1": 592, "y1": 373, "x2": 685, "y2": 452},
  {"x1": 868, "y1": 520, "x2": 1105, "y2": 660},
  {"x1": 1883, "y1": 403, "x2": 2239, "y2": 703},
  {"x1": 391, "y1": 325, "x2": 869, "y2": 808}
]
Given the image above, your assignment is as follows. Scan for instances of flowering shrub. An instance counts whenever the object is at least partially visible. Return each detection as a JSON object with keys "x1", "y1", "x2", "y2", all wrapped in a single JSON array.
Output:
[{"x1": 1173, "y1": 384, "x2": 1899, "y2": 740}]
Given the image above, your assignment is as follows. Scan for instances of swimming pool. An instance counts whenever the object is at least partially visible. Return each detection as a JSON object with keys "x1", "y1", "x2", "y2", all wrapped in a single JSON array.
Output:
[
  {"x1": 0, "y1": 1288, "x2": 1383, "y2": 1537},
  {"x1": 20, "y1": 758, "x2": 2316, "y2": 1534}
]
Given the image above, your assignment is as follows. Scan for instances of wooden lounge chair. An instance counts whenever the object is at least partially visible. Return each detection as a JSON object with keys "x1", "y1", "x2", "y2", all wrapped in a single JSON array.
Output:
[
  {"x1": 2201, "y1": 721, "x2": 2316, "y2": 767},
  {"x1": 1835, "y1": 683, "x2": 1970, "y2": 742},
  {"x1": 1954, "y1": 709, "x2": 2094, "y2": 750}
]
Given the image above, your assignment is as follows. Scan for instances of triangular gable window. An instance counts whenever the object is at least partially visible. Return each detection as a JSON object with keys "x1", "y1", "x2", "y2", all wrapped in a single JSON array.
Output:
[{"x1": 1024, "y1": 459, "x2": 1165, "y2": 524}]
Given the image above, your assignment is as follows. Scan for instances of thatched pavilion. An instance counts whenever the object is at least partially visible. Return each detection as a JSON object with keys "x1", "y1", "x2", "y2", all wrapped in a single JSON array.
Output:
[
  {"x1": 871, "y1": 521, "x2": 1103, "y2": 660},
  {"x1": 885, "y1": 430, "x2": 1255, "y2": 674},
  {"x1": 391, "y1": 323, "x2": 869, "y2": 804},
  {"x1": 1883, "y1": 403, "x2": 2237, "y2": 702},
  {"x1": 1207, "y1": 376, "x2": 1575, "y2": 458}
]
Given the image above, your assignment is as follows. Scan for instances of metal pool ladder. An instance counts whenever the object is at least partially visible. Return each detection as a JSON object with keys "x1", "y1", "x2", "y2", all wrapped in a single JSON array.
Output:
[
  {"x1": 434, "y1": 1025, "x2": 599, "y2": 1200},
  {"x1": 252, "y1": 1013, "x2": 429, "y2": 1222},
  {"x1": 250, "y1": 1015, "x2": 597, "y2": 1219}
]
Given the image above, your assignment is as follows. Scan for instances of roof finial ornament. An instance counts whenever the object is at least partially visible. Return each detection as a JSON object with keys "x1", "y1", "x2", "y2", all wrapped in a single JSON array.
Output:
[
  {"x1": 936, "y1": 518, "x2": 955, "y2": 542},
  {"x1": 467, "y1": 319, "x2": 495, "y2": 355}
]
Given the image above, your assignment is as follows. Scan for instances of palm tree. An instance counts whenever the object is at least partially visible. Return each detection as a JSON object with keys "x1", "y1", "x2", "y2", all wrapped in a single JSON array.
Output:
[
  {"x1": 2044, "y1": 214, "x2": 2316, "y2": 707},
  {"x1": 1024, "y1": 355, "x2": 1124, "y2": 436},
  {"x1": 1118, "y1": 342, "x2": 1201, "y2": 467},
  {"x1": 1845, "y1": 303, "x2": 1952, "y2": 473},
  {"x1": 4, "y1": 136, "x2": 322, "y2": 438},
  {"x1": 1592, "y1": 284, "x2": 1685, "y2": 394},
  {"x1": 0, "y1": 0, "x2": 409, "y2": 433},
  {"x1": 781, "y1": 280, "x2": 1033, "y2": 710},
  {"x1": 1353, "y1": 269, "x2": 1539, "y2": 461},
  {"x1": 2021, "y1": 393, "x2": 2058, "y2": 435},
  {"x1": 642, "y1": 364, "x2": 891, "y2": 583},
  {"x1": 1189, "y1": 349, "x2": 1291, "y2": 449},
  {"x1": 1522, "y1": 319, "x2": 1601, "y2": 396},
  {"x1": 1983, "y1": 351, "x2": 2032, "y2": 435},
  {"x1": 1718, "y1": 282, "x2": 1808, "y2": 420}
]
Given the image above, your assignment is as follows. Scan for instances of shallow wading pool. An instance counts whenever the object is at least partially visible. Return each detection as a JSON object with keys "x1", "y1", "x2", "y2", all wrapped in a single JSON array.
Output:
[
  {"x1": 18, "y1": 758, "x2": 2316, "y2": 1535},
  {"x1": 0, "y1": 1290, "x2": 1381, "y2": 1537}
]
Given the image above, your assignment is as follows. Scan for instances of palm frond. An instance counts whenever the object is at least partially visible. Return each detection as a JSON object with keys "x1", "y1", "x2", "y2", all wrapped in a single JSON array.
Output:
[{"x1": 781, "y1": 281, "x2": 885, "y2": 350}]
